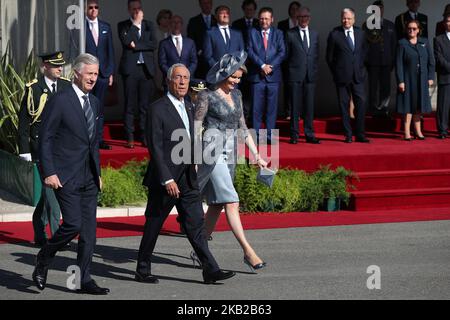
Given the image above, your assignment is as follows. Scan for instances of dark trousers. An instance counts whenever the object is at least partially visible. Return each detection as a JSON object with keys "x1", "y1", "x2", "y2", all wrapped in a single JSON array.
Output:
[
  {"x1": 123, "y1": 65, "x2": 155, "y2": 141},
  {"x1": 367, "y1": 66, "x2": 392, "y2": 112},
  {"x1": 92, "y1": 76, "x2": 109, "y2": 144},
  {"x1": 289, "y1": 81, "x2": 316, "y2": 140},
  {"x1": 281, "y1": 63, "x2": 291, "y2": 118},
  {"x1": 137, "y1": 171, "x2": 219, "y2": 275},
  {"x1": 251, "y1": 81, "x2": 280, "y2": 141},
  {"x1": 38, "y1": 176, "x2": 98, "y2": 285},
  {"x1": 437, "y1": 84, "x2": 450, "y2": 135},
  {"x1": 336, "y1": 82, "x2": 367, "y2": 139},
  {"x1": 32, "y1": 185, "x2": 60, "y2": 242}
]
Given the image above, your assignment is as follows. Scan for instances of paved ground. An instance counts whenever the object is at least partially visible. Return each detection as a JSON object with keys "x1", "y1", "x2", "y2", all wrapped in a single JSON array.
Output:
[{"x1": 0, "y1": 220, "x2": 449, "y2": 300}]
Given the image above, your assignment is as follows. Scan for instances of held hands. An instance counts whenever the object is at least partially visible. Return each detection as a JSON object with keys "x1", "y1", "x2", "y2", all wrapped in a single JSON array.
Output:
[
  {"x1": 398, "y1": 83, "x2": 406, "y2": 93},
  {"x1": 262, "y1": 65, "x2": 273, "y2": 76},
  {"x1": 166, "y1": 181, "x2": 181, "y2": 199},
  {"x1": 428, "y1": 80, "x2": 434, "y2": 87},
  {"x1": 44, "y1": 175, "x2": 63, "y2": 190},
  {"x1": 109, "y1": 75, "x2": 114, "y2": 87}
]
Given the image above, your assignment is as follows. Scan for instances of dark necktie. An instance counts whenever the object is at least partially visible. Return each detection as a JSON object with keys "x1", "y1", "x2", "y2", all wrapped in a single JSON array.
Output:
[
  {"x1": 222, "y1": 27, "x2": 230, "y2": 46},
  {"x1": 82, "y1": 95, "x2": 95, "y2": 140},
  {"x1": 247, "y1": 20, "x2": 252, "y2": 28},
  {"x1": 346, "y1": 30, "x2": 355, "y2": 51},
  {"x1": 302, "y1": 30, "x2": 309, "y2": 51},
  {"x1": 51, "y1": 83, "x2": 56, "y2": 94}
]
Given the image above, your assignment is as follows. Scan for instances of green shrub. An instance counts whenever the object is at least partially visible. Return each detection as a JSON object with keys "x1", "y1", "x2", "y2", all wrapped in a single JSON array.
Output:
[
  {"x1": 98, "y1": 161, "x2": 148, "y2": 207},
  {"x1": 98, "y1": 160, "x2": 357, "y2": 212}
]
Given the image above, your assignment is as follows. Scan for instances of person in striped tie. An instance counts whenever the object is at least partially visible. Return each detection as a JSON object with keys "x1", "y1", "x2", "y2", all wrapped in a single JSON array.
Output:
[{"x1": 33, "y1": 53, "x2": 110, "y2": 295}]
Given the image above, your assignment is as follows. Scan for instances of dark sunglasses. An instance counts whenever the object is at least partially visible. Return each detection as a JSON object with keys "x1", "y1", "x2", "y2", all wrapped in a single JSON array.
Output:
[{"x1": 89, "y1": 5, "x2": 99, "y2": 10}]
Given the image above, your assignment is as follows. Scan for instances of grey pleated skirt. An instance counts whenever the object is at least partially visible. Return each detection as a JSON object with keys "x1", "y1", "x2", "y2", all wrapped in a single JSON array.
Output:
[{"x1": 198, "y1": 153, "x2": 239, "y2": 205}]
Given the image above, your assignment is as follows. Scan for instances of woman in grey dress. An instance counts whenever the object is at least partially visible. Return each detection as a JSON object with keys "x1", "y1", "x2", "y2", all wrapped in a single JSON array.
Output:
[
  {"x1": 194, "y1": 51, "x2": 268, "y2": 271},
  {"x1": 396, "y1": 20, "x2": 435, "y2": 140}
]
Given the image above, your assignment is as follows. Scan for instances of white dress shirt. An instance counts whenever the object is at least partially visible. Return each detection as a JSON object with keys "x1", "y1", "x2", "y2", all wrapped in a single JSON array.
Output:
[
  {"x1": 72, "y1": 83, "x2": 89, "y2": 110},
  {"x1": 219, "y1": 25, "x2": 230, "y2": 44},
  {"x1": 87, "y1": 17, "x2": 99, "y2": 37},
  {"x1": 344, "y1": 26, "x2": 355, "y2": 47},
  {"x1": 299, "y1": 26, "x2": 310, "y2": 48},
  {"x1": 171, "y1": 34, "x2": 183, "y2": 52},
  {"x1": 44, "y1": 76, "x2": 57, "y2": 93}
]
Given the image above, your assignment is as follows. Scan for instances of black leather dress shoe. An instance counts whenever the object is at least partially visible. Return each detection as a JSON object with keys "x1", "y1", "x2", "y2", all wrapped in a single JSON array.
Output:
[
  {"x1": 76, "y1": 280, "x2": 110, "y2": 295},
  {"x1": 99, "y1": 142, "x2": 112, "y2": 150},
  {"x1": 344, "y1": 137, "x2": 353, "y2": 144},
  {"x1": 202, "y1": 270, "x2": 236, "y2": 284},
  {"x1": 355, "y1": 137, "x2": 370, "y2": 143},
  {"x1": 126, "y1": 141, "x2": 135, "y2": 149},
  {"x1": 306, "y1": 137, "x2": 321, "y2": 144},
  {"x1": 438, "y1": 134, "x2": 447, "y2": 140},
  {"x1": 32, "y1": 258, "x2": 49, "y2": 291},
  {"x1": 289, "y1": 138, "x2": 298, "y2": 145},
  {"x1": 135, "y1": 271, "x2": 159, "y2": 284}
]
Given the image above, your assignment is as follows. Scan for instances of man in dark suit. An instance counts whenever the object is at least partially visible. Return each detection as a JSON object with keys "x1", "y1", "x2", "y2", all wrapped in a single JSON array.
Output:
[
  {"x1": 158, "y1": 15, "x2": 197, "y2": 87},
  {"x1": 85, "y1": 0, "x2": 115, "y2": 150},
  {"x1": 232, "y1": 0, "x2": 259, "y2": 46},
  {"x1": 363, "y1": 0, "x2": 397, "y2": 117},
  {"x1": 187, "y1": 0, "x2": 217, "y2": 79},
  {"x1": 18, "y1": 51, "x2": 71, "y2": 247},
  {"x1": 135, "y1": 64, "x2": 235, "y2": 284},
  {"x1": 247, "y1": 7, "x2": 286, "y2": 144},
  {"x1": 278, "y1": 1, "x2": 301, "y2": 120},
  {"x1": 203, "y1": 5, "x2": 245, "y2": 69},
  {"x1": 232, "y1": 0, "x2": 259, "y2": 122},
  {"x1": 118, "y1": 0, "x2": 157, "y2": 149},
  {"x1": 395, "y1": 0, "x2": 428, "y2": 39},
  {"x1": 285, "y1": 7, "x2": 320, "y2": 145},
  {"x1": 326, "y1": 8, "x2": 369, "y2": 143},
  {"x1": 434, "y1": 14, "x2": 450, "y2": 139},
  {"x1": 32, "y1": 54, "x2": 109, "y2": 295}
]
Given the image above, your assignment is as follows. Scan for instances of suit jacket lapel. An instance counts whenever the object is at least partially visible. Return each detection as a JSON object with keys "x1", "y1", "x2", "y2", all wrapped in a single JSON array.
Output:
[
  {"x1": 68, "y1": 87, "x2": 90, "y2": 141},
  {"x1": 164, "y1": 96, "x2": 186, "y2": 130}
]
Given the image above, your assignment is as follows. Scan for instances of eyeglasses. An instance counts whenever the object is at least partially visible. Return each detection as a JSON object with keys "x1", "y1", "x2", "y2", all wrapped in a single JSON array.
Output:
[
  {"x1": 89, "y1": 5, "x2": 99, "y2": 10},
  {"x1": 408, "y1": 27, "x2": 418, "y2": 31},
  {"x1": 298, "y1": 15, "x2": 311, "y2": 18}
]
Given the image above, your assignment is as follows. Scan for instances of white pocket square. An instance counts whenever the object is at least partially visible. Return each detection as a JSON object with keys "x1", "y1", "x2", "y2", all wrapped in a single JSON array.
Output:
[{"x1": 102, "y1": 30, "x2": 108, "y2": 34}]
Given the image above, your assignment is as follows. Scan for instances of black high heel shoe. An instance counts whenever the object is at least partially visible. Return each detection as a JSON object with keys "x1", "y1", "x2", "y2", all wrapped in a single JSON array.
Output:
[
  {"x1": 243, "y1": 257, "x2": 267, "y2": 273},
  {"x1": 190, "y1": 251, "x2": 202, "y2": 268}
]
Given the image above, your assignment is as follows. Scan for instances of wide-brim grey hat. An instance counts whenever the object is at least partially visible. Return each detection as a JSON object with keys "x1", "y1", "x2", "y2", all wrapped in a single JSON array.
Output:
[{"x1": 206, "y1": 50, "x2": 248, "y2": 85}]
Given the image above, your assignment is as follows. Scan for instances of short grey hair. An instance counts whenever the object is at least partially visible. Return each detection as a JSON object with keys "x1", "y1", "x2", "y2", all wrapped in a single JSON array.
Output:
[
  {"x1": 73, "y1": 53, "x2": 99, "y2": 73},
  {"x1": 341, "y1": 7, "x2": 355, "y2": 17},
  {"x1": 166, "y1": 63, "x2": 190, "y2": 80}
]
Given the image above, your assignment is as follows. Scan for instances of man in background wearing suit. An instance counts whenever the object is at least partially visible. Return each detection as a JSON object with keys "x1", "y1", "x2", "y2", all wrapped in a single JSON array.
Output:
[
  {"x1": 285, "y1": 7, "x2": 320, "y2": 145},
  {"x1": 395, "y1": 0, "x2": 428, "y2": 39},
  {"x1": 18, "y1": 51, "x2": 71, "y2": 247},
  {"x1": 326, "y1": 8, "x2": 369, "y2": 143},
  {"x1": 232, "y1": 0, "x2": 259, "y2": 123},
  {"x1": 32, "y1": 54, "x2": 109, "y2": 295},
  {"x1": 434, "y1": 14, "x2": 450, "y2": 139},
  {"x1": 232, "y1": 0, "x2": 259, "y2": 46},
  {"x1": 247, "y1": 7, "x2": 286, "y2": 144},
  {"x1": 158, "y1": 15, "x2": 198, "y2": 90},
  {"x1": 187, "y1": 0, "x2": 217, "y2": 80},
  {"x1": 118, "y1": 0, "x2": 157, "y2": 149},
  {"x1": 278, "y1": 1, "x2": 301, "y2": 120},
  {"x1": 203, "y1": 5, "x2": 245, "y2": 69},
  {"x1": 85, "y1": 0, "x2": 115, "y2": 150},
  {"x1": 363, "y1": 0, "x2": 396, "y2": 117},
  {"x1": 135, "y1": 64, "x2": 235, "y2": 284}
]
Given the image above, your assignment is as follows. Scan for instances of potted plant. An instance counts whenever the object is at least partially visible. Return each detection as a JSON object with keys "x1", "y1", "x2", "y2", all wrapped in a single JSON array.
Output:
[
  {"x1": 0, "y1": 44, "x2": 40, "y2": 205},
  {"x1": 314, "y1": 165, "x2": 358, "y2": 212}
]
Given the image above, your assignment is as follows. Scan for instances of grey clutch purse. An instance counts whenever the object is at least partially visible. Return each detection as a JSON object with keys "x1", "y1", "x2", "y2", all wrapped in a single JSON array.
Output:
[{"x1": 256, "y1": 167, "x2": 276, "y2": 188}]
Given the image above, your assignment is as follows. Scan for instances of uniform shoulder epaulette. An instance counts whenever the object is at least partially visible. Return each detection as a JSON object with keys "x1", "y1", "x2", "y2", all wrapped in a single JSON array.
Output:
[
  {"x1": 26, "y1": 79, "x2": 38, "y2": 87},
  {"x1": 60, "y1": 76, "x2": 71, "y2": 82}
]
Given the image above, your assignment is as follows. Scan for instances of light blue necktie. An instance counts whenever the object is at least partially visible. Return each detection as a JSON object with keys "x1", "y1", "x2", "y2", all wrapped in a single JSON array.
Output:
[
  {"x1": 179, "y1": 102, "x2": 190, "y2": 139},
  {"x1": 137, "y1": 27, "x2": 144, "y2": 64}
]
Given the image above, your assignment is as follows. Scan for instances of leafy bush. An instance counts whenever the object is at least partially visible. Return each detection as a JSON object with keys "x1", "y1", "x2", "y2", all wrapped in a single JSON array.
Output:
[
  {"x1": 0, "y1": 43, "x2": 39, "y2": 154},
  {"x1": 98, "y1": 161, "x2": 148, "y2": 207},
  {"x1": 98, "y1": 160, "x2": 358, "y2": 212}
]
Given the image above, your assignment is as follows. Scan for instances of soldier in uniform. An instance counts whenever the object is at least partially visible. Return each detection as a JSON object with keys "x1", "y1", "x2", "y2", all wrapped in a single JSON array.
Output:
[
  {"x1": 395, "y1": 0, "x2": 428, "y2": 39},
  {"x1": 363, "y1": 1, "x2": 397, "y2": 117},
  {"x1": 18, "y1": 51, "x2": 71, "y2": 247}
]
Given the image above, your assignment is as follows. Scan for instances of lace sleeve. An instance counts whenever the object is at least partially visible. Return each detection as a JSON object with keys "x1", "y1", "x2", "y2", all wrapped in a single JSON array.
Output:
[{"x1": 194, "y1": 89, "x2": 209, "y2": 137}]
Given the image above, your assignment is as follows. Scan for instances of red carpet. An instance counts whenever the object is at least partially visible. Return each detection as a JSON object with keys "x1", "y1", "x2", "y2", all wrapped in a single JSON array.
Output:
[{"x1": 2, "y1": 208, "x2": 450, "y2": 245}]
